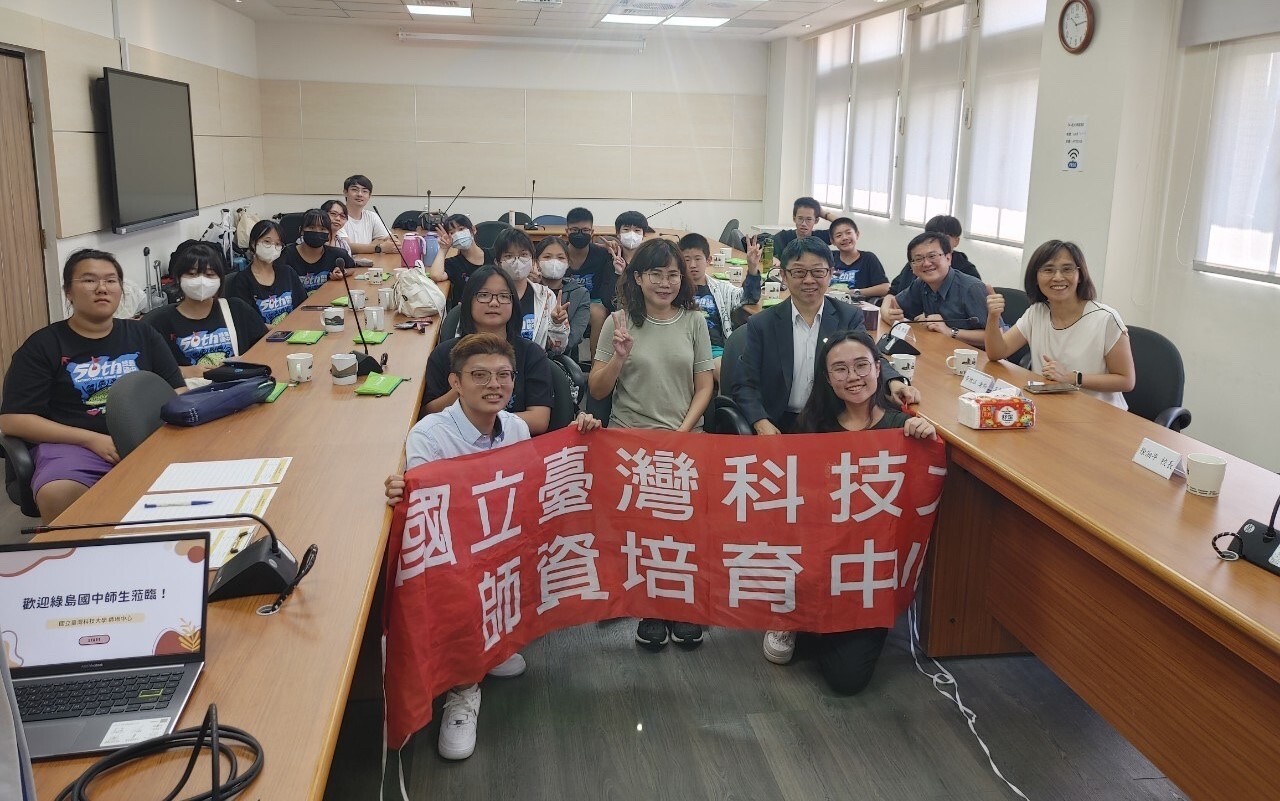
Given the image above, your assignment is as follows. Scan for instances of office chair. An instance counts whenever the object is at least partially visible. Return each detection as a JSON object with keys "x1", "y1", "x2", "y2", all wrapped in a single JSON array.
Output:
[
  {"x1": 106, "y1": 371, "x2": 179, "y2": 459},
  {"x1": 585, "y1": 392, "x2": 612, "y2": 429},
  {"x1": 719, "y1": 219, "x2": 742, "y2": 250},
  {"x1": 1, "y1": 434, "x2": 40, "y2": 518},
  {"x1": 275, "y1": 212, "x2": 305, "y2": 244},
  {"x1": 703, "y1": 327, "x2": 753, "y2": 433},
  {"x1": 533, "y1": 214, "x2": 567, "y2": 226},
  {"x1": 552, "y1": 353, "x2": 586, "y2": 409},
  {"x1": 440, "y1": 305, "x2": 462, "y2": 341},
  {"x1": 1123, "y1": 326, "x2": 1192, "y2": 432},
  {"x1": 496, "y1": 212, "x2": 532, "y2": 225},
  {"x1": 547, "y1": 358, "x2": 578, "y2": 431},
  {"x1": 475, "y1": 221, "x2": 512, "y2": 251},
  {"x1": 995, "y1": 287, "x2": 1032, "y2": 369}
]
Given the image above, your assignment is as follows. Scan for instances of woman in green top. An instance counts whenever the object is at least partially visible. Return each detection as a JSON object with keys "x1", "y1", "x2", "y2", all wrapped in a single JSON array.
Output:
[
  {"x1": 589, "y1": 238, "x2": 714, "y2": 654},
  {"x1": 758, "y1": 329, "x2": 935, "y2": 693}
]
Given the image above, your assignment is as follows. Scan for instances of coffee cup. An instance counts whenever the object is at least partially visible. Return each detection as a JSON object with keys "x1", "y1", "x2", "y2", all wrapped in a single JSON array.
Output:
[
  {"x1": 286, "y1": 352, "x2": 313, "y2": 383},
  {"x1": 890, "y1": 353, "x2": 916, "y2": 380},
  {"x1": 330, "y1": 353, "x2": 358, "y2": 386},
  {"x1": 945, "y1": 348, "x2": 979, "y2": 376},
  {"x1": 719, "y1": 247, "x2": 732, "y2": 261},
  {"x1": 711, "y1": 253, "x2": 726, "y2": 269},
  {"x1": 378, "y1": 287, "x2": 395, "y2": 309},
  {"x1": 369, "y1": 271, "x2": 384, "y2": 286},
  {"x1": 1185, "y1": 453, "x2": 1227, "y2": 497},
  {"x1": 349, "y1": 289, "x2": 367, "y2": 311},
  {"x1": 322, "y1": 307, "x2": 345, "y2": 333},
  {"x1": 364, "y1": 306, "x2": 385, "y2": 332}
]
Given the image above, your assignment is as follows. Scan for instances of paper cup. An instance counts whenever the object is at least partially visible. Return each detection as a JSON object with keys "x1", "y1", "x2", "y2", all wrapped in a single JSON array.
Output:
[
  {"x1": 349, "y1": 289, "x2": 367, "y2": 311},
  {"x1": 322, "y1": 307, "x2": 345, "y2": 333},
  {"x1": 330, "y1": 353, "x2": 358, "y2": 385},
  {"x1": 286, "y1": 352, "x2": 313, "y2": 383},
  {"x1": 1185, "y1": 453, "x2": 1227, "y2": 497},
  {"x1": 364, "y1": 306, "x2": 385, "y2": 332}
]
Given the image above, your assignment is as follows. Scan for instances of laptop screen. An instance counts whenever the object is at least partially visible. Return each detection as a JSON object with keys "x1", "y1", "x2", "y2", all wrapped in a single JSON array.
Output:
[{"x1": 0, "y1": 534, "x2": 208, "y2": 677}]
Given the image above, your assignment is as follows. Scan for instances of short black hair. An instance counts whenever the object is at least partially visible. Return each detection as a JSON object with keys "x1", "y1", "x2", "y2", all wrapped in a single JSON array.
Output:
[
  {"x1": 907, "y1": 231, "x2": 952, "y2": 260},
  {"x1": 924, "y1": 215, "x2": 962, "y2": 238},
  {"x1": 780, "y1": 235, "x2": 833, "y2": 269},
  {"x1": 168, "y1": 241, "x2": 227, "y2": 283},
  {"x1": 678, "y1": 233, "x2": 710, "y2": 258},
  {"x1": 62, "y1": 248, "x2": 123, "y2": 290},
  {"x1": 343, "y1": 175, "x2": 373, "y2": 192},
  {"x1": 615, "y1": 210, "x2": 652, "y2": 234},
  {"x1": 301, "y1": 208, "x2": 332, "y2": 234},
  {"x1": 830, "y1": 216, "x2": 859, "y2": 235},
  {"x1": 535, "y1": 236, "x2": 568, "y2": 258},
  {"x1": 321, "y1": 198, "x2": 348, "y2": 218},
  {"x1": 248, "y1": 219, "x2": 283, "y2": 250},
  {"x1": 566, "y1": 207, "x2": 593, "y2": 226},
  {"x1": 459, "y1": 265, "x2": 522, "y2": 343},
  {"x1": 492, "y1": 227, "x2": 534, "y2": 259},
  {"x1": 792, "y1": 197, "x2": 823, "y2": 219},
  {"x1": 446, "y1": 213, "x2": 474, "y2": 232}
]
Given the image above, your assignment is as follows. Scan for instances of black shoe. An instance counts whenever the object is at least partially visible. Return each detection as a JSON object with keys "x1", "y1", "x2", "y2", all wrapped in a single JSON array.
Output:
[
  {"x1": 669, "y1": 621, "x2": 704, "y2": 649},
  {"x1": 635, "y1": 618, "x2": 669, "y2": 651}
]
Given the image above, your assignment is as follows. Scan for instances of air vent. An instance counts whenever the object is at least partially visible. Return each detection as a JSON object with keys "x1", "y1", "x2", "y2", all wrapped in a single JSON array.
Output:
[{"x1": 616, "y1": 0, "x2": 688, "y2": 13}]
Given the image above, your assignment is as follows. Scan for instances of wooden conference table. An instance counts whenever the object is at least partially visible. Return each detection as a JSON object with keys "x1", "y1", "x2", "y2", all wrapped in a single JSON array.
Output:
[
  {"x1": 901, "y1": 325, "x2": 1280, "y2": 801},
  {"x1": 30, "y1": 255, "x2": 437, "y2": 799}
]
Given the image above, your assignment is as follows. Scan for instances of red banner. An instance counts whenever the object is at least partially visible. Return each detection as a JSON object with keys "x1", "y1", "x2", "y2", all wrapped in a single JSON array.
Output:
[{"x1": 383, "y1": 427, "x2": 947, "y2": 746}]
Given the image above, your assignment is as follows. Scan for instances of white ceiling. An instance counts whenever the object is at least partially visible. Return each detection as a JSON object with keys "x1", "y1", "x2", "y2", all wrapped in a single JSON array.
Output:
[{"x1": 214, "y1": 0, "x2": 887, "y2": 40}]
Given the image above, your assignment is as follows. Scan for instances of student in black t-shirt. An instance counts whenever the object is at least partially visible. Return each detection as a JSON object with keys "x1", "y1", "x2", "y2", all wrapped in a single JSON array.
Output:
[
  {"x1": 428, "y1": 214, "x2": 489, "y2": 309},
  {"x1": 281, "y1": 208, "x2": 349, "y2": 292},
  {"x1": 225, "y1": 219, "x2": 310, "y2": 325},
  {"x1": 770, "y1": 197, "x2": 834, "y2": 268},
  {"x1": 532, "y1": 236, "x2": 590, "y2": 356},
  {"x1": 563, "y1": 207, "x2": 624, "y2": 354},
  {"x1": 421, "y1": 267, "x2": 554, "y2": 436},
  {"x1": 144, "y1": 242, "x2": 267, "y2": 377},
  {"x1": 829, "y1": 217, "x2": 889, "y2": 299},
  {"x1": 887, "y1": 215, "x2": 982, "y2": 295},
  {"x1": 0, "y1": 249, "x2": 184, "y2": 521}
]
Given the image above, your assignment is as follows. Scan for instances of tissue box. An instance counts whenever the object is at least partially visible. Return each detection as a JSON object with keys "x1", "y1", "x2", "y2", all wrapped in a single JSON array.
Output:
[{"x1": 958, "y1": 389, "x2": 1035, "y2": 430}]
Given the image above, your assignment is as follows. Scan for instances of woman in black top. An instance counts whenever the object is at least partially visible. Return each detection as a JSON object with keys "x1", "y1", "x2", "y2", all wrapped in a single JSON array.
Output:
[
  {"x1": 428, "y1": 214, "x2": 488, "y2": 308},
  {"x1": 144, "y1": 242, "x2": 267, "y2": 377},
  {"x1": 421, "y1": 267, "x2": 554, "y2": 435},
  {"x1": 0, "y1": 249, "x2": 184, "y2": 521},
  {"x1": 225, "y1": 220, "x2": 310, "y2": 325},
  {"x1": 280, "y1": 208, "x2": 349, "y2": 293}
]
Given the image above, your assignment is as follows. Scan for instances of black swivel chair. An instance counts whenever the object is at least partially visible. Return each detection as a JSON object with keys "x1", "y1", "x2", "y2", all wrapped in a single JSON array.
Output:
[
  {"x1": 552, "y1": 354, "x2": 586, "y2": 410},
  {"x1": 533, "y1": 214, "x2": 566, "y2": 226},
  {"x1": 440, "y1": 305, "x2": 461, "y2": 342},
  {"x1": 719, "y1": 219, "x2": 743, "y2": 251},
  {"x1": 705, "y1": 326, "x2": 753, "y2": 435},
  {"x1": 275, "y1": 212, "x2": 305, "y2": 244},
  {"x1": 995, "y1": 287, "x2": 1032, "y2": 369},
  {"x1": 475, "y1": 221, "x2": 511, "y2": 251},
  {"x1": 1, "y1": 434, "x2": 39, "y2": 518},
  {"x1": 547, "y1": 359, "x2": 578, "y2": 432},
  {"x1": 106, "y1": 372, "x2": 178, "y2": 459},
  {"x1": 495, "y1": 212, "x2": 532, "y2": 226},
  {"x1": 1123, "y1": 326, "x2": 1192, "y2": 432}
]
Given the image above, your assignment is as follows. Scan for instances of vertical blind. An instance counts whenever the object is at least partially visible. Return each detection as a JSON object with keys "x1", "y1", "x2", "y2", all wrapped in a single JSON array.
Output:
[
  {"x1": 900, "y1": 4, "x2": 967, "y2": 225},
  {"x1": 848, "y1": 11, "x2": 905, "y2": 216},
  {"x1": 811, "y1": 28, "x2": 854, "y2": 208}
]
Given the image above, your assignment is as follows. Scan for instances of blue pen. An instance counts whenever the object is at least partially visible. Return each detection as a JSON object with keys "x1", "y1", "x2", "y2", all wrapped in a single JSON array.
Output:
[{"x1": 144, "y1": 500, "x2": 214, "y2": 508}]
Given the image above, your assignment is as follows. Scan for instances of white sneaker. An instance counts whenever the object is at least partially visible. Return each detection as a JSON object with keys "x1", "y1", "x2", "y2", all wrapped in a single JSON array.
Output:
[
  {"x1": 486, "y1": 652, "x2": 526, "y2": 678},
  {"x1": 763, "y1": 630, "x2": 796, "y2": 665},
  {"x1": 438, "y1": 685, "x2": 481, "y2": 760}
]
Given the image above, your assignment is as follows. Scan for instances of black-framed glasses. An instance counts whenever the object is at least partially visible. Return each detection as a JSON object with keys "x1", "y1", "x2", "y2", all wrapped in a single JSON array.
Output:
[
  {"x1": 257, "y1": 544, "x2": 318, "y2": 617},
  {"x1": 467, "y1": 369, "x2": 517, "y2": 385},
  {"x1": 474, "y1": 291, "x2": 514, "y2": 305},
  {"x1": 909, "y1": 252, "x2": 947, "y2": 266},
  {"x1": 829, "y1": 360, "x2": 875, "y2": 380},
  {"x1": 785, "y1": 267, "x2": 831, "y2": 280}
]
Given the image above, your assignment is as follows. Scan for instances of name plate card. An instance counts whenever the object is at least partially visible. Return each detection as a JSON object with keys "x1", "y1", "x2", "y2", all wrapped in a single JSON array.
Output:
[
  {"x1": 960, "y1": 368, "x2": 998, "y2": 394},
  {"x1": 1132, "y1": 437, "x2": 1182, "y2": 479},
  {"x1": 891, "y1": 322, "x2": 912, "y2": 340}
]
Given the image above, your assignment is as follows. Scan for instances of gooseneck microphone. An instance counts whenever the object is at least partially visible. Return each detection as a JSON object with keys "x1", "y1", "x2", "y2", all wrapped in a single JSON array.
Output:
[
  {"x1": 523, "y1": 180, "x2": 540, "y2": 231},
  {"x1": 334, "y1": 257, "x2": 385, "y2": 376},
  {"x1": 442, "y1": 185, "x2": 465, "y2": 215},
  {"x1": 372, "y1": 204, "x2": 411, "y2": 269},
  {"x1": 650, "y1": 199, "x2": 682, "y2": 219},
  {"x1": 23, "y1": 513, "x2": 302, "y2": 602}
]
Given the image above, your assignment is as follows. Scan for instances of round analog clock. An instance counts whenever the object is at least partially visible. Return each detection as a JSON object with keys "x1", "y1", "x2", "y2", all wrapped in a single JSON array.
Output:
[{"x1": 1059, "y1": 0, "x2": 1095, "y2": 54}]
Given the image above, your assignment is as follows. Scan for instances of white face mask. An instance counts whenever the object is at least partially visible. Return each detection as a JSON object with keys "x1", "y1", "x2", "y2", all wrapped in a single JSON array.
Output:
[
  {"x1": 180, "y1": 275, "x2": 220, "y2": 302},
  {"x1": 255, "y1": 243, "x2": 282, "y2": 263},
  {"x1": 452, "y1": 231, "x2": 474, "y2": 251},
  {"x1": 501, "y1": 255, "x2": 534, "y2": 280},
  {"x1": 539, "y1": 258, "x2": 568, "y2": 280},
  {"x1": 619, "y1": 231, "x2": 644, "y2": 250}
]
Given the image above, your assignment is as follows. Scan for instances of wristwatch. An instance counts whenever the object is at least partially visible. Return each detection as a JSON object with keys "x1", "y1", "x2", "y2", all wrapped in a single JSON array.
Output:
[
  {"x1": 375, "y1": 244, "x2": 383, "y2": 253},
  {"x1": 950, "y1": 328, "x2": 959, "y2": 339},
  {"x1": 1075, "y1": 371, "x2": 1083, "y2": 386}
]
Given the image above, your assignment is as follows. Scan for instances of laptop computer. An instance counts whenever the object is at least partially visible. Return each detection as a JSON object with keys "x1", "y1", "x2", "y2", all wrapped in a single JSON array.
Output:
[{"x1": 0, "y1": 532, "x2": 208, "y2": 760}]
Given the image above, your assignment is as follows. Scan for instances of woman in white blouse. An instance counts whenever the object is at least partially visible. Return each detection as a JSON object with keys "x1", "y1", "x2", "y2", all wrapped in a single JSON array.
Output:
[{"x1": 985, "y1": 240, "x2": 1135, "y2": 408}]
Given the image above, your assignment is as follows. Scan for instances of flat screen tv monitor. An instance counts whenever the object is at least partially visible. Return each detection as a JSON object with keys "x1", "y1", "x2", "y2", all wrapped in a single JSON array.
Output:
[{"x1": 101, "y1": 68, "x2": 199, "y2": 234}]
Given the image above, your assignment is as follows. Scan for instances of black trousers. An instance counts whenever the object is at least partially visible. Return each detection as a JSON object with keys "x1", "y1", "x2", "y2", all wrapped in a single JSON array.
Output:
[{"x1": 811, "y1": 627, "x2": 890, "y2": 695}]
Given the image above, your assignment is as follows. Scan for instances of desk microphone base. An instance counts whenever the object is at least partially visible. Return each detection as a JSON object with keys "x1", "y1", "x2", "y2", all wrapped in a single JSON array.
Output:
[{"x1": 209, "y1": 536, "x2": 300, "y2": 601}]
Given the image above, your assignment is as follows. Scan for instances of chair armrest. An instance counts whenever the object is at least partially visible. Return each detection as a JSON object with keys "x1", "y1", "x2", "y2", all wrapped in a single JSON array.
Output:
[
  {"x1": 1, "y1": 434, "x2": 40, "y2": 517},
  {"x1": 711, "y1": 398, "x2": 754, "y2": 436},
  {"x1": 1154, "y1": 406, "x2": 1192, "y2": 432}
]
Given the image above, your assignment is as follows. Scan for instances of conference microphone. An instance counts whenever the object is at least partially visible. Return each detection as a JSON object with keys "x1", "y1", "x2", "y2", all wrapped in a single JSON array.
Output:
[
  {"x1": 334, "y1": 257, "x2": 385, "y2": 376},
  {"x1": 902, "y1": 317, "x2": 982, "y2": 327},
  {"x1": 372, "y1": 204, "x2": 411, "y2": 269},
  {"x1": 23, "y1": 513, "x2": 303, "y2": 602},
  {"x1": 649, "y1": 199, "x2": 682, "y2": 219},
  {"x1": 523, "y1": 180, "x2": 540, "y2": 231},
  {"x1": 876, "y1": 320, "x2": 920, "y2": 357},
  {"x1": 442, "y1": 185, "x2": 465, "y2": 215}
]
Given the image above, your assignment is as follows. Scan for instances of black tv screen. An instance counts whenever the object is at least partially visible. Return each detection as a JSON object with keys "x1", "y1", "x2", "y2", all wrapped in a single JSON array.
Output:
[{"x1": 101, "y1": 68, "x2": 198, "y2": 234}]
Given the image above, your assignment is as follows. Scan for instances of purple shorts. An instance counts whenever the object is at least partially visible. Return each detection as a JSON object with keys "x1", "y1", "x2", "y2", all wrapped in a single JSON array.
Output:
[{"x1": 30, "y1": 443, "x2": 114, "y2": 495}]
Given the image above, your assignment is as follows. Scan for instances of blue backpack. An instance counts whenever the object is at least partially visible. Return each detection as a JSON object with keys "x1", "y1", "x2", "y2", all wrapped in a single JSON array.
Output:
[{"x1": 161, "y1": 376, "x2": 275, "y2": 427}]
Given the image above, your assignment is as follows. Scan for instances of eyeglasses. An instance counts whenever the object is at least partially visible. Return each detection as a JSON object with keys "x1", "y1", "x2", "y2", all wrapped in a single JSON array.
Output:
[
  {"x1": 474, "y1": 291, "x2": 514, "y2": 305},
  {"x1": 794, "y1": 216, "x2": 817, "y2": 225},
  {"x1": 642, "y1": 271, "x2": 682, "y2": 286},
  {"x1": 829, "y1": 360, "x2": 875, "y2": 380},
  {"x1": 785, "y1": 267, "x2": 831, "y2": 281},
  {"x1": 73, "y1": 277, "x2": 121, "y2": 289},
  {"x1": 1037, "y1": 266, "x2": 1079, "y2": 278},
  {"x1": 567, "y1": 226, "x2": 593, "y2": 235},
  {"x1": 909, "y1": 252, "x2": 947, "y2": 267},
  {"x1": 467, "y1": 369, "x2": 517, "y2": 385}
]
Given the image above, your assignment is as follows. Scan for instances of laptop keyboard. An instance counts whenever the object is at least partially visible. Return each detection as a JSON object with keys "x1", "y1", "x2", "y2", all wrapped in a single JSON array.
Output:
[{"x1": 15, "y1": 671, "x2": 184, "y2": 723}]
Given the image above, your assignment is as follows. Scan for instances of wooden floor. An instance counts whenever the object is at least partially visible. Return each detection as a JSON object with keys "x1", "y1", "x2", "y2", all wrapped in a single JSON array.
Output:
[{"x1": 323, "y1": 619, "x2": 1189, "y2": 801}]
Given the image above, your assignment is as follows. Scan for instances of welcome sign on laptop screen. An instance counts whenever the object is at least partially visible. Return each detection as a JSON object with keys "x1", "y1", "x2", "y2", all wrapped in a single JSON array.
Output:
[{"x1": 0, "y1": 537, "x2": 207, "y2": 673}]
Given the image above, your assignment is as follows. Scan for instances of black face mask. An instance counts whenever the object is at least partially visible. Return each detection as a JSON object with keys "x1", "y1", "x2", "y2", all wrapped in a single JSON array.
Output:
[
  {"x1": 302, "y1": 230, "x2": 328, "y2": 248},
  {"x1": 567, "y1": 231, "x2": 591, "y2": 249}
]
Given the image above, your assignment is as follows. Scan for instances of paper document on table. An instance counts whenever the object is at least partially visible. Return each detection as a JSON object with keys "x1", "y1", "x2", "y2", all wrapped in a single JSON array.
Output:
[
  {"x1": 120, "y1": 487, "x2": 277, "y2": 526},
  {"x1": 104, "y1": 526, "x2": 256, "y2": 569},
  {"x1": 148, "y1": 457, "x2": 292, "y2": 493}
]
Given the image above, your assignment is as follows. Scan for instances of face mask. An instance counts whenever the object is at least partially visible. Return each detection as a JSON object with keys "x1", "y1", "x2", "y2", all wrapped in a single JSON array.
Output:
[
  {"x1": 540, "y1": 258, "x2": 568, "y2": 280},
  {"x1": 302, "y1": 230, "x2": 329, "y2": 248},
  {"x1": 567, "y1": 231, "x2": 592, "y2": 249},
  {"x1": 255, "y1": 243, "x2": 282, "y2": 262},
  {"x1": 501, "y1": 256, "x2": 534, "y2": 280},
  {"x1": 620, "y1": 231, "x2": 644, "y2": 250},
  {"x1": 452, "y1": 231, "x2": 474, "y2": 251},
  {"x1": 180, "y1": 275, "x2": 220, "y2": 302}
]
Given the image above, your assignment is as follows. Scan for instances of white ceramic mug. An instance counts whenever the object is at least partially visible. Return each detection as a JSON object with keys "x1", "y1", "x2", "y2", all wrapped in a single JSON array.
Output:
[
  {"x1": 945, "y1": 348, "x2": 979, "y2": 376},
  {"x1": 378, "y1": 287, "x2": 395, "y2": 309},
  {"x1": 286, "y1": 352, "x2": 313, "y2": 383},
  {"x1": 349, "y1": 289, "x2": 367, "y2": 311},
  {"x1": 322, "y1": 307, "x2": 345, "y2": 333},
  {"x1": 364, "y1": 306, "x2": 385, "y2": 331},
  {"x1": 711, "y1": 253, "x2": 726, "y2": 270},
  {"x1": 368, "y1": 271, "x2": 384, "y2": 286},
  {"x1": 719, "y1": 247, "x2": 732, "y2": 261},
  {"x1": 890, "y1": 353, "x2": 916, "y2": 380},
  {"x1": 330, "y1": 352, "x2": 358, "y2": 385},
  {"x1": 1185, "y1": 453, "x2": 1227, "y2": 497}
]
